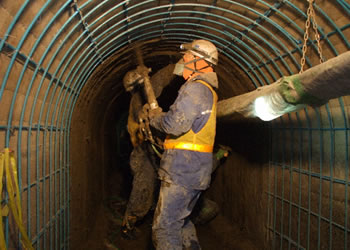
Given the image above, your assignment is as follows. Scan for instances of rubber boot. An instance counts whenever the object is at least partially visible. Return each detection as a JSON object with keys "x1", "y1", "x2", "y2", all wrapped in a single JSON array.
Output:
[{"x1": 192, "y1": 199, "x2": 219, "y2": 225}]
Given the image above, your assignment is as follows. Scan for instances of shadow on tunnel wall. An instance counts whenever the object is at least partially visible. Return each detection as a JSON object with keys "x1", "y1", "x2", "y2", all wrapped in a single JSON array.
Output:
[{"x1": 206, "y1": 119, "x2": 270, "y2": 248}]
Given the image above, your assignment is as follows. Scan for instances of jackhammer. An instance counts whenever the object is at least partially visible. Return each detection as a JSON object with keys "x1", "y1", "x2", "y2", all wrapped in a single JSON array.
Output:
[{"x1": 133, "y1": 44, "x2": 162, "y2": 149}]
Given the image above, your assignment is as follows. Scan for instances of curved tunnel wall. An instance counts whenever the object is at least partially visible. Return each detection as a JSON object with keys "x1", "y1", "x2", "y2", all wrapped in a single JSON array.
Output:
[{"x1": 0, "y1": 0, "x2": 349, "y2": 249}]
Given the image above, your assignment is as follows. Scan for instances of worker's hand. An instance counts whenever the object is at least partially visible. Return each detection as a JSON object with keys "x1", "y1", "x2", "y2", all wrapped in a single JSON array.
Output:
[
  {"x1": 215, "y1": 144, "x2": 232, "y2": 160},
  {"x1": 148, "y1": 107, "x2": 162, "y2": 119}
]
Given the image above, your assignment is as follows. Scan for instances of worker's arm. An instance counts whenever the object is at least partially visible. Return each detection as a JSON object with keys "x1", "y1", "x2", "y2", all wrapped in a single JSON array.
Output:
[{"x1": 150, "y1": 82, "x2": 213, "y2": 136}]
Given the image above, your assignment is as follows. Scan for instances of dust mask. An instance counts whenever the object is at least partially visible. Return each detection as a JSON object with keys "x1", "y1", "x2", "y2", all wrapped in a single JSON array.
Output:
[{"x1": 173, "y1": 59, "x2": 185, "y2": 76}]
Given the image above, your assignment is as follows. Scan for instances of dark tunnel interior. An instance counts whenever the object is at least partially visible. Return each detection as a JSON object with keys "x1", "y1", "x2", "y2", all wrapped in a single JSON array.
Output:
[{"x1": 68, "y1": 48, "x2": 270, "y2": 249}]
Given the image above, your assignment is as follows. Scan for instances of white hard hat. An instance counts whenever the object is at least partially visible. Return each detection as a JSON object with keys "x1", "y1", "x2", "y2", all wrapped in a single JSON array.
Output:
[
  {"x1": 123, "y1": 70, "x2": 143, "y2": 92},
  {"x1": 181, "y1": 39, "x2": 218, "y2": 65}
]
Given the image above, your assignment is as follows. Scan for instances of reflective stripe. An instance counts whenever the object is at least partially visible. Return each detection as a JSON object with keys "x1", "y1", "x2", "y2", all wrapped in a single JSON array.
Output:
[
  {"x1": 163, "y1": 142, "x2": 213, "y2": 152},
  {"x1": 201, "y1": 110, "x2": 212, "y2": 115}
]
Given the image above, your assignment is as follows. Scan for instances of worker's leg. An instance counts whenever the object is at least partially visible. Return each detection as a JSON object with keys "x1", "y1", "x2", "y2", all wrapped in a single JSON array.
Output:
[
  {"x1": 122, "y1": 145, "x2": 157, "y2": 238},
  {"x1": 182, "y1": 218, "x2": 201, "y2": 250},
  {"x1": 152, "y1": 181, "x2": 201, "y2": 250}
]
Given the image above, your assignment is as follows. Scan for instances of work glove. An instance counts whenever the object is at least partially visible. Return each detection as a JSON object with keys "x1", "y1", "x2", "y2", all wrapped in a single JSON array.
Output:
[
  {"x1": 140, "y1": 103, "x2": 162, "y2": 120},
  {"x1": 215, "y1": 144, "x2": 232, "y2": 160},
  {"x1": 148, "y1": 106, "x2": 162, "y2": 120}
]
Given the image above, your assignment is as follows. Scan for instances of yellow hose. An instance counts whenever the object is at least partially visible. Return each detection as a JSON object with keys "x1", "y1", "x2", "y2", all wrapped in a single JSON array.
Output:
[
  {"x1": 0, "y1": 152, "x2": 7, "y2": 250},
  {"x1": 0, "y1": 148, "x2": 34, "y2": 250}
]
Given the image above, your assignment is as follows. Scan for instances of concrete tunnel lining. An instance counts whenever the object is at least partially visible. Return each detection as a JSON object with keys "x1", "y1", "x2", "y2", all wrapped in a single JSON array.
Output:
[{"x1": 0, "y1": 0, "x2": 349, "y2": 249}]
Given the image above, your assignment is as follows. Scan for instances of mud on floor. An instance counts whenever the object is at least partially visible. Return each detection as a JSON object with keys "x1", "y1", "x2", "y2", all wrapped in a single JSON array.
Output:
[{"x1": 82, "y1": 195, "x2": 261, "y2": 250}]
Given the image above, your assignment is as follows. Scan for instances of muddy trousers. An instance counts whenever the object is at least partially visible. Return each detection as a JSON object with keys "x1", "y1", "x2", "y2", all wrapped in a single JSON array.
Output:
[{"x1": 152, "y1": 181, "x2": 202, "y2": 250}]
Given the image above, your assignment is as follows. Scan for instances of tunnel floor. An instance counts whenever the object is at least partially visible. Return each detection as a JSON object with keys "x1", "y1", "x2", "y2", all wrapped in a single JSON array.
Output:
[{"x1": 80, "y1": 166, "x2": 261, "y2": 250}]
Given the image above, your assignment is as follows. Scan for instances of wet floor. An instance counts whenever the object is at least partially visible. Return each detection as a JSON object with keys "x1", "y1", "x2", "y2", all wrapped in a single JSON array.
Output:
[{"x1": 81, "y1": 169, "x2": 261, "y2": 250}]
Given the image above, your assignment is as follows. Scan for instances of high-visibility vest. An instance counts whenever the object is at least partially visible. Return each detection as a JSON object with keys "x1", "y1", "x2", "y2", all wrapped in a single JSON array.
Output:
[{"x1": 163, "y1": 80, "x2": 217, "y2": 153}]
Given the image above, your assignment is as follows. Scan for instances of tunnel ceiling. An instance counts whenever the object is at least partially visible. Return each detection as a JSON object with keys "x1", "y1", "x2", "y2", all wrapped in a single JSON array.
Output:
[
  {"x1": 0, "y1": 0, "x2": 349, "y2": 156},
  {"x1": 1, "y1": 1, "x2": 349, "y2": 144}
]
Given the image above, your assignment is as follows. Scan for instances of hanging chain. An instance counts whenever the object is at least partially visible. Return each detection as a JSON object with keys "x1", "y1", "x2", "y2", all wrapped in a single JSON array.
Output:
[{"x1": 299, "y1": 0, "x2": 324, "y2": 74}]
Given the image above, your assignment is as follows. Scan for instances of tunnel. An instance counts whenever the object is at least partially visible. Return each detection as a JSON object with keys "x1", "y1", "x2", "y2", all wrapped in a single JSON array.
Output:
[{"x1": 0, "y1": 0, "x2": 349, "y2": 249}]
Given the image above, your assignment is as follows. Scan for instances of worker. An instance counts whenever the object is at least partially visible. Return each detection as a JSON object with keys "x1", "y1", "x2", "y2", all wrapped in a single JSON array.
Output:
[
  {"x1": 121, "y1": 64, "x2": 176, "y2": 239},
  {"x1": 145, "y1": 39, "x2": 220, "y2": 249}
]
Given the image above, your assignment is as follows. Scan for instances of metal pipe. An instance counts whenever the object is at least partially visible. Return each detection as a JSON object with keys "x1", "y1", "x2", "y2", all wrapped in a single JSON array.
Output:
[{"x1": 217, "y1": 51, "x2": 350, "y2": 121}]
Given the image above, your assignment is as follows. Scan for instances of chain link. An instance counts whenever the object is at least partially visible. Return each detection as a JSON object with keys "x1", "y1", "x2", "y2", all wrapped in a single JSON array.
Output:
[{"x1": 299, "y1": 0, "x2": 324, "y2": 74}]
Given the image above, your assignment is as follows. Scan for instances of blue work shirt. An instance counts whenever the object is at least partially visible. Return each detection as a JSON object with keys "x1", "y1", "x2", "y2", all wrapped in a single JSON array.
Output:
[{"x1": 150, "y1": 72, "x2": 219, "y2": 190}]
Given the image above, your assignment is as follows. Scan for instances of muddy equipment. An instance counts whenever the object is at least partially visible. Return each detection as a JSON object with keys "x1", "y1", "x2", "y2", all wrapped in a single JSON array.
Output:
[
  {"x1": 132, "y1": 44, "x2": 162, "y2": 147},
  {"x1": 123, "y1": 70, "x2": 143, "y2": 92},
  {"x1": 134, "y1": 44, "x2": 159, "y2": 110}
]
